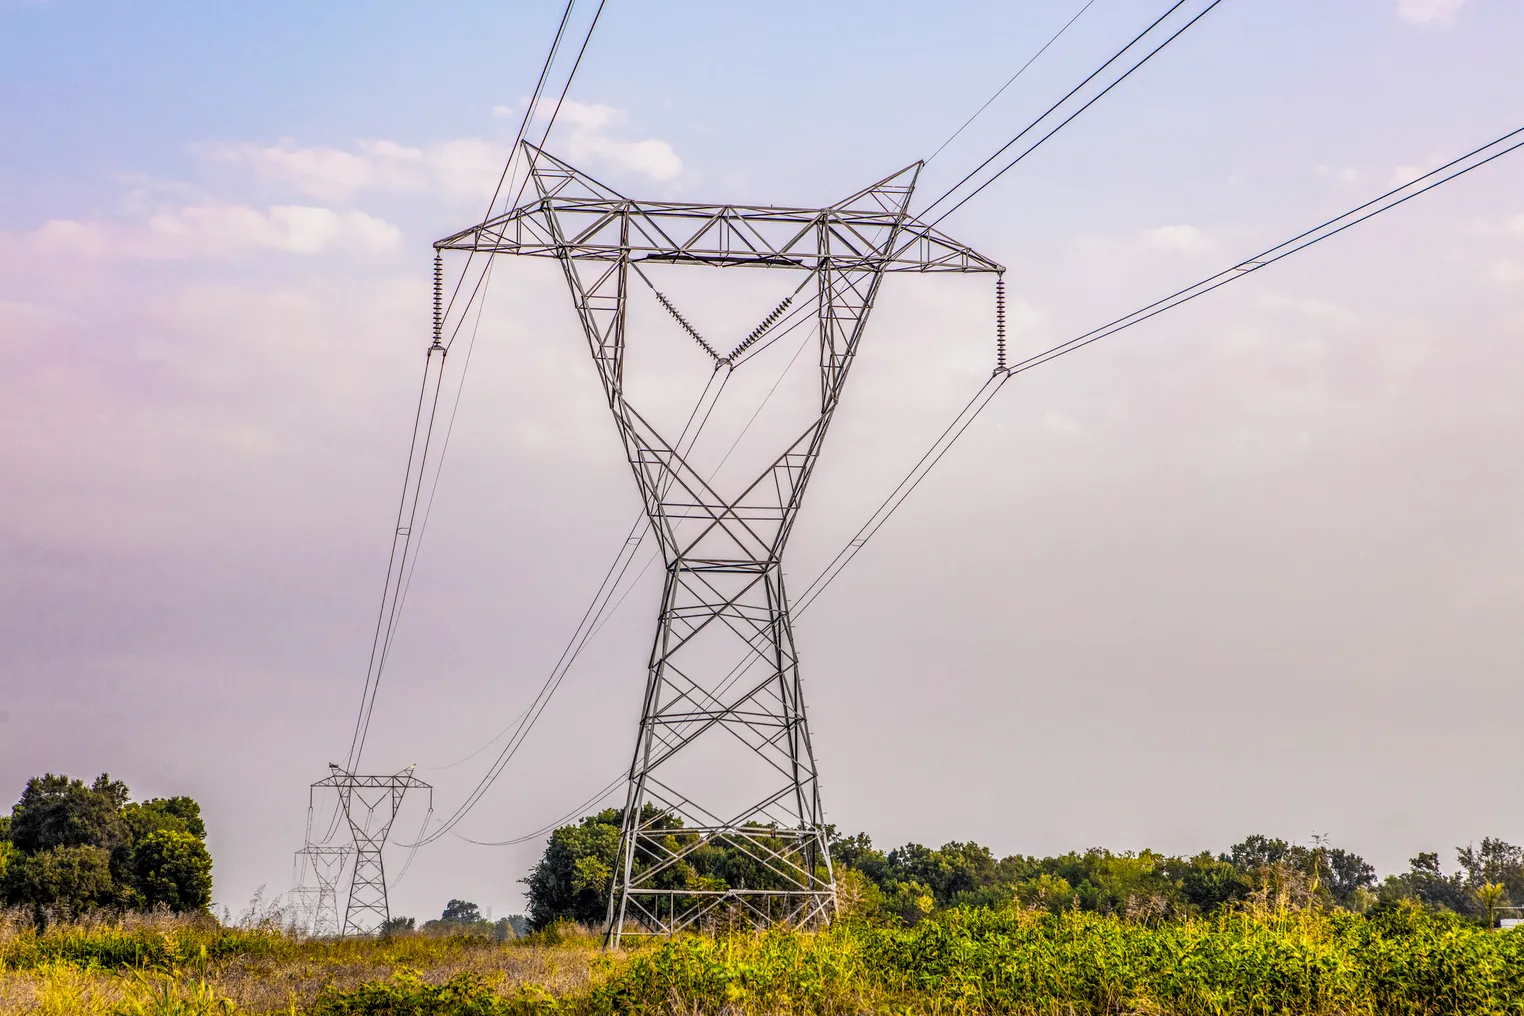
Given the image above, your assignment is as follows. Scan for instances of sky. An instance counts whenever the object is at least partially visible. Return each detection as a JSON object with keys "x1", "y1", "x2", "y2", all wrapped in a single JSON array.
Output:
[{"x1": 3, "y1": 0, "x2": 1524, "y2": 923}]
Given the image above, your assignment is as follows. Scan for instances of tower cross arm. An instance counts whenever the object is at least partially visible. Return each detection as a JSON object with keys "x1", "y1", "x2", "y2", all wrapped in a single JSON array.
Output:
[{"x1": 433, "y1": 202, "x2": 1002, "y2": 274}]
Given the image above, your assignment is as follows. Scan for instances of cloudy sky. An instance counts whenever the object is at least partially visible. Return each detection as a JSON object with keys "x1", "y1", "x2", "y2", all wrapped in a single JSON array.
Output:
[{"x1": 3, "y1": 0, "x2": 1523, "y2": 921}]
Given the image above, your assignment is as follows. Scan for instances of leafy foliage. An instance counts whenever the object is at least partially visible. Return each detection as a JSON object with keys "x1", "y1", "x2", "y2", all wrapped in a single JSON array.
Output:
[
  {"x1": 310, "y1": 969, "x2": 555, "y2": 1015},
  {"x1": 133, "y1": 830, "x2": 214, "y2": 912},
  {"x1": 590, "y1": 905, "x2": 1524, "y2": 1015},
  {"x1": 0, "y1": 773, "x2": 212, "y2": 922},
  {"x1": 523, "y1": 806, "x2": 834, "y2": 931}
]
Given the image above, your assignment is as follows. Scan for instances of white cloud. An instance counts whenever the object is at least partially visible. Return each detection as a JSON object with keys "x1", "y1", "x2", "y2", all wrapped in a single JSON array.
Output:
[
  {"x1": 1258, "y1": 293, "x2": 1360, "y2": 327},
  {"x1": 1396, "y1": 0, "x2": 1468, "y2": 24},
  {"x1": 1491, "y1": 260, "x2": 1524, "y2": 285},
  {"x1": 1142, "y1": 224, "x2": 1215, "y2": 253},
  {"x1": 196, "y1": 140, "x2": 428, "y2": 200},
  {"x1": 31, "y1": 202, "x2": 401, "y2": 259},
  {"x1": 1313, "y1": 165, "x2": 1360, "y2": 185},
  {"x1": 194, "y1": 100, "x2": 682, "y2": 207},
  {"x1": 555, "y1": 100, "x2": 683, "y2": 182},
  {"x1": 427, "y1": 138, "x2": 513, "y2": 200}
]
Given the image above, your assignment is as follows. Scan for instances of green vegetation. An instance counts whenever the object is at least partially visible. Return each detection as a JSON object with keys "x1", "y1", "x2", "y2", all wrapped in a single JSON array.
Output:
[
  {"x1": 527, "y1": 816, "x2": 1524, "y2": 931},
  {"x1": 6, "y1": 903, "x2": 1524, "y2": 1014},
  {"x1": 10, "y1": 769, "x2": 1524, "y2": 1013},
  {"x1": 0, "y1": 774, "x2": 213, "y2": 925},
  {"x1": 524, "y1": 808, "x2": 816, "y2": 931}
]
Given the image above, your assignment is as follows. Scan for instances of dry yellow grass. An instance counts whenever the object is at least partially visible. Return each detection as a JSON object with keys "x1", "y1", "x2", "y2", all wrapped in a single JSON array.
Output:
[{"x1": 0, "y1": 911, "x2": 611, "y2": 1015}]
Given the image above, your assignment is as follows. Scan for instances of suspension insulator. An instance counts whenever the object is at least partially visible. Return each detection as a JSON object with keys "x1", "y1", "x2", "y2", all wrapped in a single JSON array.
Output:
[
  {"x1": 994, "y1": 273, "x2": 1007, "y2": 373},
  {"x1": 431, "y1": 252, "x2": 444, "y2": 349},
  {"x1": 655, "y1": 287, "x2": 723, "y2": 363},
  {"x1": 727, "y1": 293, "x2": 795, "y2": 361}
]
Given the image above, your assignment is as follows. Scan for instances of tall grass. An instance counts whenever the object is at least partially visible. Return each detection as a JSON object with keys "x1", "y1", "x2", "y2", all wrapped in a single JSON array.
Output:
[
  {"x1": 591, "y1": 903, "x2": 1524, "y2": 1015},
  {"x1": 5, "y1": 903, "x2": 1524, "y2": 1014},
  {"x1": 0, "y1": 909, "x2": 287, "y2": 973}
]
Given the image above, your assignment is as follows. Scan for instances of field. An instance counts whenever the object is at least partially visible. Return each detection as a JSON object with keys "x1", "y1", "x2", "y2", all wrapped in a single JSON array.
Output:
[{"x1": 3, "y1": 901, "x2": 1524, "y2": 1015}]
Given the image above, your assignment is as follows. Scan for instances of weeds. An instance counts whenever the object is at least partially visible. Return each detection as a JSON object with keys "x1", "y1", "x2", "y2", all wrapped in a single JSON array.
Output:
[{"x1": 4, "y1": 903, "x2": 1524, "y2": 1014}]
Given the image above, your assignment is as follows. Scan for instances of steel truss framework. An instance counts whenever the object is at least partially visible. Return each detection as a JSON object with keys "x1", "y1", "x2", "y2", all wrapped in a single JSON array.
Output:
[
  {"x1": 311, "y1": 766, "x2": 430, "y2": 936},
  {"x1": 437, "y1": 145, "x2": 1000, "y2": 946},
  {"x1": 294, "y1": 845, "x2": 351, "y2": 937}
]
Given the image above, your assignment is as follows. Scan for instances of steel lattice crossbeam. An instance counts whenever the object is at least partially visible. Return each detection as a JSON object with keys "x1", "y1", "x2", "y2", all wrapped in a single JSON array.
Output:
[
  {"x1": 437, "y1": 144, "x2": 1000, "y2": 946},
  {"x1": 435, "y1": 149, "x2": 1001, "y2": 276}
]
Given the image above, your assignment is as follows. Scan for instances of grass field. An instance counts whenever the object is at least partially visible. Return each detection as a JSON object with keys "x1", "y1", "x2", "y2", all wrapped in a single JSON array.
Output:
[{"x1": 2, "y1": 901, "x2": 1522, "y2": 1015}]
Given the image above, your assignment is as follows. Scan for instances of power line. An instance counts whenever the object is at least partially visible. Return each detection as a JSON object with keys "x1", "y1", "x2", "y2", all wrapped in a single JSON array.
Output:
[
  {"x1": 919, "y1": 0, "x2": 1224, "y2": 225},
  {"x1": 403, "y1": 366, "x2": 733, "y2": 848},
  {"x1": 339, "y1": 0, "x2": 607, "y2": 775},
  {"x1": 800, "y1": 121, "x2": 1524, "y2": 614},
  {"x1": 403, "y1": 2, "x2": 1222, "y2": 847},
  {"x1": 454, "y1": 122, "x2": 1524, "y2": 850},
  {"x1": 924, "y1": 0, "x2": 1100, "y2": 167}
]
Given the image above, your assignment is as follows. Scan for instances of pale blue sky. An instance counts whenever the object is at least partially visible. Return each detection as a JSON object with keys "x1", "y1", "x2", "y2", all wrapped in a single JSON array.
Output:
[{"x1": 3, "y1": 0, "x2": 1523, "y2": 921}]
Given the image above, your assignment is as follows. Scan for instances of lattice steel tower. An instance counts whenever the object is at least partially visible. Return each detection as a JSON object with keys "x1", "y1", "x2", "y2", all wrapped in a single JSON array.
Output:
[
  {"x1": 311, "y1": 765, "x2": 431, "y2": 936},
  {"x1": 293, "y1": 845, "x2": 350, "y2": 937},
  {"x1": 436, "y1": 145, "x2": 1000, "y2": 944}
]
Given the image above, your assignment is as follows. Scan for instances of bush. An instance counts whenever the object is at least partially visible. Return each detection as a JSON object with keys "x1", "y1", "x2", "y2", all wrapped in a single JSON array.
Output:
[{"x1": 310, "y1": 969, "x2": 556, "y2": 1015}]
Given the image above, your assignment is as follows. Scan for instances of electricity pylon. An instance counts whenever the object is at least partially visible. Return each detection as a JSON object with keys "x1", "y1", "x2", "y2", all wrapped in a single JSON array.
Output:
[
  {"x1": 311, "y1": 765, "x2": 430, "y2": 936},
  {"x1": 436, "y1": 144, "x2": 1001, "y2": 945},
  {"x1": 293, "y1": 845, "x2": 350, "y2": 937}
]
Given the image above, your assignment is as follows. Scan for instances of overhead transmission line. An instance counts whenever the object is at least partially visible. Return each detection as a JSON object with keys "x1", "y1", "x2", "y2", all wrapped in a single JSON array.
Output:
[
  {"x1": 338, "y1": 0, "x2": 602, "y2": 779},
  {"x1": 799, "y1": 121, "x2": 1524, "y2": 616},
  {"x1": 407, "y1": 0, "x2": 1232, "y2": 844},
  {"x1": 917, "y1": 0, "x2": 1225, "y2": 225},
  {"x1": 453, "y1": 121, "x2": 1524, "y2": 848},
  {"x1": 923, "y1": 0, "x2": 1099, "y2": 167}
]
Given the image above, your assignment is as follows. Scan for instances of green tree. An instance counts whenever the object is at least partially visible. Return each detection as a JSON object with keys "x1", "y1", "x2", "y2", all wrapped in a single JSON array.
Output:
[
  {"x1": 1380, "y1": 851, "x2": 1471, "y2": 914},
  {"x1": 442, "y1": 899, "x2": 483, "y2": 924},
  {"x1": 123, "y1": 797, "x2": 206, "y2": 843},
  {"x1": 1476, "y1": 881, "x2": 1509, "y2": 929},
  {"x1": 1457, "y1": 839, "x2": 1524, "y2": 902},
  {"x1": 0, "y1": 845, "x2": 115, "y2": 922},
  {"x1": 9, "y1": 774, "x2": 129, "y2": 854},
  {"x1": 524, "y1": 810, "x2": 623, "y2": 929},
  {"x1": 132, "y1": 829, "x2": 213, "y2": 912}
]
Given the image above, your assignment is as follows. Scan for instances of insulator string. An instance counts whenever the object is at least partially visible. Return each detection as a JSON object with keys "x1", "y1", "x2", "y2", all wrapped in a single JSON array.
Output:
[
  {"x1": 432, "y1": 253, "x2": 444, "y2": 348},
  {"x1": 994, "y1": 273, "x2": 1007, "y2": 373},
  {"x1": 727, "y1": 294, "x2": 795, "y2": 361}
]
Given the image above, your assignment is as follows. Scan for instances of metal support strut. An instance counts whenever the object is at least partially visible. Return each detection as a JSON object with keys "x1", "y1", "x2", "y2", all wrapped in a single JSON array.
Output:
[
  {"x1": 434, "y1": 143, "x2": 1002, "y2": 946},
  {"x1": 311, "y1": 765, "x2": 431, "y2": 936}
]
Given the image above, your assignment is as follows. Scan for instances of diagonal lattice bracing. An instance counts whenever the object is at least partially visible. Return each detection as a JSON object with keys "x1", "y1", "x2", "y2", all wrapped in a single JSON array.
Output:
[
  {"x1": 311, "y1": 766, "x2": 430, "y2": 936},
  {"x1": 294, "y1": 845, "x2": 349, "y2": 937},
  {"x1": 436, "y1": 145, "x2": 1000, "y2": 946}
]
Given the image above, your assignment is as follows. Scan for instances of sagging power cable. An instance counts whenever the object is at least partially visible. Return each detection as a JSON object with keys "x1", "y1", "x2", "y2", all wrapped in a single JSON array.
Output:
[
  {"x1": 804, "y1": 122, "x2": 1524, "y2": 615},
  {"x1": 504, "y1": 122, "x2": 1524, "y2": 831},
  {"x1": 420, "y1": 1, "x2": 1228, "y2": 844},
  {"x1": 918, "y1": 0, "x2": 1225, "y2": 226},
  {"x1": 924, "y1": 0, "x2": 1100, "y2": 167},
  {"x1": 338, "y1": 0, "x2": 605, "y2": 779}
]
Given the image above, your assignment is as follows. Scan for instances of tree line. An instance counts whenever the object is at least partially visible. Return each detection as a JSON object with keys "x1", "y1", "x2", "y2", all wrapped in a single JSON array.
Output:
[
  {"x1": 0, "y1": 772, "x2": 213, "y2": 925},
  {"x1": 524, "y1": 808, "x2": 1524, "y2": 930}
]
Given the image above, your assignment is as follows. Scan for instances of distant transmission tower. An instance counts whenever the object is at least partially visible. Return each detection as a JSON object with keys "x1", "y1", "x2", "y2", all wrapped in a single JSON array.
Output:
[
  {"x1": 311, "y1": 765, "x2": 431, "y2": 936},
  {"x1": 436, "y1": 145, "x2": 1000, "y2": 944},
  {"x1": 293, "y1": 845, "x2": 350, "y2": 937},
  {"x1": 287, "y1": 885, "x2": 319, "y2": 934}
]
